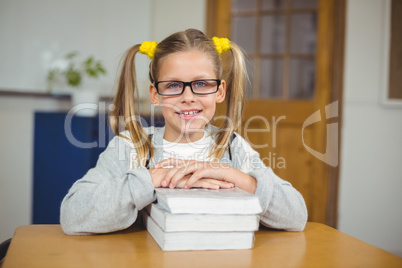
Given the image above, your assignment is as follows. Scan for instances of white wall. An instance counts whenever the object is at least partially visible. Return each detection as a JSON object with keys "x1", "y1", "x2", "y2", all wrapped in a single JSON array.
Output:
[
  {"x1": 0, "y1": 0, "x2": 151, "y2": 96},
  {"x1": 339, "y1": 0, "x2": 402, "y2": 257},
  {"x1": 0, "y1": 0, "x2": 206, "y2": 96},
  {"x1": 151, "y1": 0, "x2": 206, "y2": 41},
  {"x1": 0, "y1": 0, "x2": 206, "y2": 243}
]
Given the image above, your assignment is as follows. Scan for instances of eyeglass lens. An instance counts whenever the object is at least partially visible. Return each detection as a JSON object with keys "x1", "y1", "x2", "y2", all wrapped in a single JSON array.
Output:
[{"x1": 157, "y1": 80, "x2": 219, "y2": 95}]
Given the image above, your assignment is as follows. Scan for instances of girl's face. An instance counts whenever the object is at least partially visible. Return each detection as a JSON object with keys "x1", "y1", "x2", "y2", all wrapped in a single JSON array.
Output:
[{"x1": 149, "y1": 50, "x2": 226, "y2": 143}]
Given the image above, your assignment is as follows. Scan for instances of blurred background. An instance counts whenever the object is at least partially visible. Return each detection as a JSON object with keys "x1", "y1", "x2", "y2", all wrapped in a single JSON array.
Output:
[{"x1": 0, "y1": 0, "x2": 401, "y2": 257}]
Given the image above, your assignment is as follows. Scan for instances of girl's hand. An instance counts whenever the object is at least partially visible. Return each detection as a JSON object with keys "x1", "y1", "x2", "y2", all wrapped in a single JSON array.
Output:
[
  {"x1": 148, "y1": 167, "x2": 171, "y2": 188},
  {"x1": 154, "y1": 158, "x2": 229, "y2": 189},
  {"x1": 148, "y1": 167, "x2": 234, "y2": 190},
  {"x1": 175, "y1": 176, "x2": 234, "y2": 190},
  {"x1": 154, "y1": 158, "x2": 257, "y2": 194}
]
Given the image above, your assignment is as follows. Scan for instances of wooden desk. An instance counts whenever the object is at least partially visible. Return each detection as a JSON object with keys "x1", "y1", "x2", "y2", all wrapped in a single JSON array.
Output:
[{"x1": 3, "y1": 223, "x2": 401, "y2": 268}]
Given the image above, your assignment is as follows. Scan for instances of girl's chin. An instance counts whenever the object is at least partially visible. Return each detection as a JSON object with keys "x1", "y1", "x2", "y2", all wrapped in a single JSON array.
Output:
[
  {"x1": 181, "y1": 121, "x2": 206, "y2": 133},
  {"x1": 179, "y1": 124, "x2": 206, "y2": 137},
  {"x1": 180, "y1": 127, "x2": 205, "y2": 135},
  {"x1": 178, "y1": 118, "x2": 207, "y2": 129}
]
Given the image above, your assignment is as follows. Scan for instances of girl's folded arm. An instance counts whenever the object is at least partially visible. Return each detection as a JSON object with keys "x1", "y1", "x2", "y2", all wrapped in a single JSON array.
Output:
[
  {"x1": 233, "y1": 136, "x2": 308, "y2": 231},
  {"x1": 60, "y1": 136, "x2": 156, "y2": 235},
  {"x1": 249, "y1": 167, "x2": 308, "y2": 232}
]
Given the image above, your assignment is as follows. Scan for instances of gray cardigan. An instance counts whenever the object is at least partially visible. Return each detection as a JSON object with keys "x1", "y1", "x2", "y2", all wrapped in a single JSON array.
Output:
[{"x1": 60, "y1": 126, "x2": 307, "y2": 235}]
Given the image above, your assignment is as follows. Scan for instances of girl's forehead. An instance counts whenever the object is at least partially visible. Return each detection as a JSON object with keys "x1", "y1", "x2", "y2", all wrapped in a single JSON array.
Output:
[
  {"x1": 157, "y1": 50, "x2": 217, "y2": 79},
  {"x1": 160, "y1": 50, "x2": 213, "y2": 64}
]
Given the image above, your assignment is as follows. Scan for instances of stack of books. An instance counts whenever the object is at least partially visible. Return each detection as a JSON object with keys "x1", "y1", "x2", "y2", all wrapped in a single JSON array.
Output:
[{"x1": 142, "y1": 187, "x2": 262, "y2": 251}]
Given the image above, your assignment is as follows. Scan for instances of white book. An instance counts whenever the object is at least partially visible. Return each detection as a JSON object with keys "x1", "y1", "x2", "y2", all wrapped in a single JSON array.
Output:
[
  {"x1": 154, "y1": 187, "x2": 262, "y2": 215},
  {"x1": 145, "y1": 202, "x2": 260, "y2": 232},
  {"x1": 142, "y1": 210, "x2": 255, "y2": 251}
]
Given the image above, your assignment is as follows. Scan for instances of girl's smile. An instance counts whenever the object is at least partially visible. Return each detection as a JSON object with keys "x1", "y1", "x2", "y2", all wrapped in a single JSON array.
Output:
[{"x1": 177, "y1": 109, "x2": 203, "y2": 120}]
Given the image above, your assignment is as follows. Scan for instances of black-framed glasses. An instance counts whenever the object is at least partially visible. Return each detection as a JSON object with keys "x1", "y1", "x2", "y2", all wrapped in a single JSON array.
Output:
[{"x1": 154, "y1": 79, "x2": 221, "y2": 96}]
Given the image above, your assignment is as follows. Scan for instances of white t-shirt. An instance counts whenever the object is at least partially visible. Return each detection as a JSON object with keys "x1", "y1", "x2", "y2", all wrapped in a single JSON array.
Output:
[{"x1": 162, "y1": 132, "x2": 214, "y2": 162}]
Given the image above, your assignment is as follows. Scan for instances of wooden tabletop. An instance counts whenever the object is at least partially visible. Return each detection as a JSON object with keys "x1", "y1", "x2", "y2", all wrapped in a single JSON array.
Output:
[{"x1": 3, "y1": 222, "x2": 401, "y2": 268}]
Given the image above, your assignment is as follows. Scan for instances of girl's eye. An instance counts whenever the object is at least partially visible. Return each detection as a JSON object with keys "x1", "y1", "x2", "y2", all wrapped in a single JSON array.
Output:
[
  {"x1": 166, "y1": 82, "x2": 182, "y2": 90},
  {"x1": 193, "y1": 81, "x2": 207, "y2": 88}
]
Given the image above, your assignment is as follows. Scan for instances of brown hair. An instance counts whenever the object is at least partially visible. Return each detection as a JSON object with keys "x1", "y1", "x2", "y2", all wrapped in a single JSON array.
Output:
[{"x1": 110, "y1": 29, "x2": 247, "y2": 165}]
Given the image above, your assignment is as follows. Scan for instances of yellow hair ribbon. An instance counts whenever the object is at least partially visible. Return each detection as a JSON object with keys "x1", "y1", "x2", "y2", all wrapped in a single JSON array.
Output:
[
  {"x1": 139, "y1": 41, "x2": 158, "y2": 59},
  {"x1": 212, "y1": 37, "x2": 231, "y2": 54}
]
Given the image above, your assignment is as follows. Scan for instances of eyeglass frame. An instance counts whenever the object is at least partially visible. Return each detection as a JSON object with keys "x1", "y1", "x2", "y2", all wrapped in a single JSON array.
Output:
[{"x1": 153, "y1": 79, "x2": 221, "y2": 96}]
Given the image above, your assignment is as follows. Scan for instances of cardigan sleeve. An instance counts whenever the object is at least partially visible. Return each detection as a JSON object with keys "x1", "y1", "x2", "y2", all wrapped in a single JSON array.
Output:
[
  {"x1": 60, "y1": 136, "x2": 155, "y2": 235},
  {"x1": 232, "y1": 135, "x2": 308, "y2": 231}
]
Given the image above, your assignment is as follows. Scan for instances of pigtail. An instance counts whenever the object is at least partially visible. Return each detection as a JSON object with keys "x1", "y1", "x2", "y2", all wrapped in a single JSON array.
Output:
[
  {"x1": 110, "y1": 45, "x2": 153, "y2": 166},
  {"x1": 211, "y1": 42, "x2": 247, "y2": 161}
]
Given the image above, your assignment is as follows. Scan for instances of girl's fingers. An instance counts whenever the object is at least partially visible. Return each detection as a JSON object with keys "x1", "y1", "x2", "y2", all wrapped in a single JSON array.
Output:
[
  {"x1": 173, "y1": 176, "x2": 234, "y2": 190},
  {"x1": 184, "y1": 168, "x2": 227, "y2": 189},
  {"x1": 171, "y1": 164, "x2": 230, "y2": 189},
  {"x1": 173, "y1": 175, "x2": 234, "y2": 190},
  {"x1": 191, "y1": 179, "x2": 234, "y2": 190},
  {"x1": 161, "y1": 162, "x2": 196, "y2": 188},
  {"x1": 156, "y1": 159, "x2": 232, "y2": 188},
  {"x1": 193, "y1": 180, "x2": 220, "y2": 190},
  {"x1": 168, "y1": 165, "x2": 198, "y2": 188},
  {"x1": 161, "y1": 166, "x2": 184, "y2": 187},
  {"x1": 162, "y1": 164, "x2": 195, "y2": 188},
  {"x1": 200, "y1": 178, "x2": 234, "y2": 189}
]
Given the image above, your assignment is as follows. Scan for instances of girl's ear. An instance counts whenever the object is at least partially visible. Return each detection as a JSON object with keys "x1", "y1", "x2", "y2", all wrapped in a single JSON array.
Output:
[
  {"x1": 216, "y1": 80, "x2": 226, "y2": 103},
  {"x1": 149, "y1": 83, "x2": 160, "y2": 106}
]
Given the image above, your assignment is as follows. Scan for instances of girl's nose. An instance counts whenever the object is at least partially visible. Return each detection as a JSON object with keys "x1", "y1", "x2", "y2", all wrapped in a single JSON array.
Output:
[{"x1": 181, "y1": 85, "x2": 196, "y2": 102}]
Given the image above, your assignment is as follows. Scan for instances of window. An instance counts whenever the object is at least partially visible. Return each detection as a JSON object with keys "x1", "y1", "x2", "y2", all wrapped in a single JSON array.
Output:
[{"x1": 230, "y1": 0, "x2": 318, "y2": 99}]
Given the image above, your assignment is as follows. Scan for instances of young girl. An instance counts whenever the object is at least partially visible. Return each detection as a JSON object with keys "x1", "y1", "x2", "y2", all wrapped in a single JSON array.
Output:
[{"x1": 60, "y1": 29, "x2": 307, "y2": 235}]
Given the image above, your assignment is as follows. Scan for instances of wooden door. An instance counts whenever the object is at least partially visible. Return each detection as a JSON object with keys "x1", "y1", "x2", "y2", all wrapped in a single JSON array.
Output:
[{"x1": 207, "y1": 0, "x2": 345, "y2": 226}]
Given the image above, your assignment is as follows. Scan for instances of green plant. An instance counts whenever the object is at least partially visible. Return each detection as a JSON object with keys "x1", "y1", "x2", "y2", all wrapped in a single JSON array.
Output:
[{"x1": 47, "y1": 51, "x2": 107, "y2": 92}]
